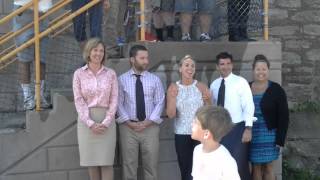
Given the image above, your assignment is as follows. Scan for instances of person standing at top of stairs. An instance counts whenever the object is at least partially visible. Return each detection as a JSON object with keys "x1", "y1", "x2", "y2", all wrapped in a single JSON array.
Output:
[
  {"x1": 71, "y1": 0, "x2": 110, "y2": 52},
  {"x1": 13, "y1": 0, "x2": 52, "y2": 110}
]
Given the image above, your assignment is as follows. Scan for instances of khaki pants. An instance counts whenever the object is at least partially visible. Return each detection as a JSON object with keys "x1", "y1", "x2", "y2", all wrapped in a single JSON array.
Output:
[{"x1": 119, "y1": 123, "x2": 160, "y2": 180}]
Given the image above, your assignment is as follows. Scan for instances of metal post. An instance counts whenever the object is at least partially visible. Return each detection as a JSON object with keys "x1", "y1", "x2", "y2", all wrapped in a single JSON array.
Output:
[
  {"x1": 263, "y1": 0, "x2": 269, "y2": 40},
  {"x1": 33, "y1": 0, "x2": 41, "y2": 111},
  {"x1": 0, "y1": 0, "x2": 101, "y2": 64},
  {"x1": 0, "y1": 0, "x2": 71, "y2": 46},
  {"x1": 140, "y1": 0, "x2": 145, "y2": 41}
]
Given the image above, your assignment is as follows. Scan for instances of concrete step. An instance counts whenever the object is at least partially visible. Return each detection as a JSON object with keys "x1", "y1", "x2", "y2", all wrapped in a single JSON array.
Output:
[{"x1": 0, "y1": 112, "x2": 26, "y2": 130}]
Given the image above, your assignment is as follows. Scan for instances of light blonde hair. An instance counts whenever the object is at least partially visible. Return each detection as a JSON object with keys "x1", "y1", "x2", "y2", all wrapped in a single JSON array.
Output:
[
  {"x1": 82, "y1": 38, "x2": 106, "y2": 64},
  {"x1": 179, "y1": 54, "x2": 196, "y2": 67}
]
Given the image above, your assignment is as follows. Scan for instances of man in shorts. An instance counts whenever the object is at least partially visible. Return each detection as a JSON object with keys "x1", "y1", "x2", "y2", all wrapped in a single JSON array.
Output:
[
  {"x1": 175, "y1": 0, "x2": 214, "y2": 41},
  {"x1": 152, "y1": 0, "x2": 175, "y2": 41},
  {"x1": 13, "y1": 0, "x2": 52, "y2": 110}
]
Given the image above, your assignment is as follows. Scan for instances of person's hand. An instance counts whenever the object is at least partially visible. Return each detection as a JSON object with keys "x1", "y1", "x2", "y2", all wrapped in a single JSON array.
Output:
[
  {"x1": 139, "y1": 120, "x2": 153, "y2": 128},
  {"x1": 126, "y1": 121, "x2": 139, "y2": 130},
  {"x1": 167, "y1": 84, "x2": 178, "y2": 98},
  {"x1": 241, "y1": 128, "x2": 252, "y2": 143},
  {"x1": 134, "y1": 120, "x2": 154, "y2": 132},
  {"x1": 126, "y1": 121, "x2": 146, "y2": 132},
  {"x1": 276, "y1": 144, "x2": 283, "y2": 154},
  {"x1": 90, "y1": 123, "x2": 107, "y2": 134},
  {"x1": 103, "y1": 0, "x2": 110, "y2": 10},
  {"x1": 202, "y1": 89, "x2": 212, "y2": 104}
]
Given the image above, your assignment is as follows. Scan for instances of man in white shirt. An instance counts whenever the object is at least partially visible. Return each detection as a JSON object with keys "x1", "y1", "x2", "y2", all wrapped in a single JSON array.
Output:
[
  {"x1": 210, "y1": 52, "x2": 255, "y2": 180},
  {"x1": 13, "y1": 0, "x2": 52, "y2": 110}
]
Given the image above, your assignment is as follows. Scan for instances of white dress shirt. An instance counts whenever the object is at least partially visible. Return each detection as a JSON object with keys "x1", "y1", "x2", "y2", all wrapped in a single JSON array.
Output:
[
  {"x1": 14, "y1": 0, "x2": 53, "y2": 12},
  {"x1": 210, "y1": 73, "x2": 255, "y2": 127}
]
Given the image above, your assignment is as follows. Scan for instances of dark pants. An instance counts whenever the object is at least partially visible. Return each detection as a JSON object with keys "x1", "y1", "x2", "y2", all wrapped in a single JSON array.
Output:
[
  {"x1": 175, "y1": 134, "x2": 199, "y2": 180},
  {"x1": 71, "y1": 0, "x2": 103, "y2": 42},
  {"x1": 227, "y1": 0, "x2": 251, "y2": 41},
  {"x1": 221, "y1": 122, "x2": 251, "y2": 180}
]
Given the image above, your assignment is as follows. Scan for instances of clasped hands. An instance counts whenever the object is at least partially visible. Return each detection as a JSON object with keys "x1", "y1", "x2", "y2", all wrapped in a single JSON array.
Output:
[
  {"x1": 90, "y1": 123, "x2": 108, "y2": 134},
  {"x1": 126, "y1": 120, "x2": 153, "y2": 132}
]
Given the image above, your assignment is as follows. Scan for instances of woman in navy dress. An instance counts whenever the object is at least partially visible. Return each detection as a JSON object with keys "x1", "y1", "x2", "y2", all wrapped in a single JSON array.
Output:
[{"x1": 249, "y1": 54, "x2": 289, "y2": 180}]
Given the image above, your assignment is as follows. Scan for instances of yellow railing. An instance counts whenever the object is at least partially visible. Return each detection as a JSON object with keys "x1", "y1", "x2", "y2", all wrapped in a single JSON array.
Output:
[
  {"x1": 140, "y1": 0, "x2": 145, "y2": 41},
  {"x1": 0, "y1": 0, "x2": 101, "y2": 111},
  {"x1": 264, "y1": 0, "x2": 269, "y2": 40}
]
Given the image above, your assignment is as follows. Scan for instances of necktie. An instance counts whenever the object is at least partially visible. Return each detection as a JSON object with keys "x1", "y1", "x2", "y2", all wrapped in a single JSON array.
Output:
[
  {"x1": 135, "y1": 74, "x2": 146, "y2": 121},
  {"x1": 217, "y1": 79, "x2": 225, "y2": 107}
]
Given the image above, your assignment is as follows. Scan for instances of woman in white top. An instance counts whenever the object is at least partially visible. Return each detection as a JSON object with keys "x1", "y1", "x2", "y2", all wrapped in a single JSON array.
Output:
[{"x1": 166, "y1": 55, "x2": 211, "y2": 180}]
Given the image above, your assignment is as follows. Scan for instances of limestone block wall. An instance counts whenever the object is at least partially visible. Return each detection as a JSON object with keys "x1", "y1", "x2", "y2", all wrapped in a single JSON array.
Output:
[{"x1": 268, "y1": 0, "x2": 320, "y2": 104}]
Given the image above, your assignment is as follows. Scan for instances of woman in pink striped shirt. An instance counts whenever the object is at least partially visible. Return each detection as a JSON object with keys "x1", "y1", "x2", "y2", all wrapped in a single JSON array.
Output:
[{"x1": 72, "y1": 38, "x2": 118, "y2": 180}]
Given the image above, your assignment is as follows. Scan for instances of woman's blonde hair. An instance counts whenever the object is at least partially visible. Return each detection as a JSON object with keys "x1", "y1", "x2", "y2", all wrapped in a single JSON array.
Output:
[
  {"x1": 82, "y1": 38, "x2": 106, "y2": 64},
  {"x1": 179, "y1": 54, "x2": 195, "y2": 67}
]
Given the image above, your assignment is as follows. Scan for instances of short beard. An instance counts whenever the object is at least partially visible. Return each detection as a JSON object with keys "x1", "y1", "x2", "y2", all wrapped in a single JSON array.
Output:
[{"x1": 134, "y1": 64, "x2": 146, "y2": 72}]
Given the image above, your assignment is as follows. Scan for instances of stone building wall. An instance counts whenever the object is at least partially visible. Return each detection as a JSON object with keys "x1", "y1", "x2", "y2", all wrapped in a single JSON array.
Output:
[{"x1": 268, "y1": 0, "x2": 320, "y2": 104}]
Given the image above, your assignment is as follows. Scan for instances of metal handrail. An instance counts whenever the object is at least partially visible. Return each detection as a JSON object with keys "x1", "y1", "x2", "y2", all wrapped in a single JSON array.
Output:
[
  {"x1": 34, "y1": 0, "x2": 41, "y2": 111},
  {"x1": 0, "y1": 1, "x2": 33, "y2": 25},
  {"x1": 264, "y1": 0, "x2": 269, "y2": 40},
  {"x1": 0, "y1": 0, "x2": 101, "y2": 111},
  {"x1": 0, "y1": 0, "x2": 72, "y2": 46},
  {"x1": 140, "y1": 0, "x2": 145, "y2": 41},
  {"x1": 0, "y1": 0, "x2": 100, "y2": 64}
]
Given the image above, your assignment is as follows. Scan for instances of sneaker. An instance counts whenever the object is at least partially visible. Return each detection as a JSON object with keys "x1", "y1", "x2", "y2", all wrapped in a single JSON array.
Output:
[
  {"x1": 199, "y1": 33, "x2": 211, "y2": 42},
  {"x1": 181, "y1": 33, "x2": 191, "y2": 41},
  {"x1": 24, "y1": 95, "x2": 35, "y2": 110}
]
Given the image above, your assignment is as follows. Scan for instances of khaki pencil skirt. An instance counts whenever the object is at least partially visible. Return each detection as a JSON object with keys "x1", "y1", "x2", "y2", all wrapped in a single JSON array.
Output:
[{"x1": 77, "y1": 107, "x2": 116, "y2": 166}]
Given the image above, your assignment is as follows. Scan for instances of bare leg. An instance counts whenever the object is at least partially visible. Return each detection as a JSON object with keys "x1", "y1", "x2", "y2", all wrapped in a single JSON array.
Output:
[
  {"x1": 179, "y1": 13, "x2": 192, "y2": 35},
  {"x1": 19, "y1": 61, "x2": 31, "y2": 84},
  {"x1": 153, "y1": 12, "x2": 164, "y2": 41},
  {"x1": 199, "y1": 14, "x2": 212, "y2": 33},
  {"x1": 162, "y1": 12, "x2": 175, "y2": 40},
  {"x1": 40, "y1": 63, "x2": 46, "y2": 80},
  {"x1": 101, "y1": 166, "x2": 113, "y2": 180},
  {"x1": 162, "y1": 12, "x2": 175, "y2": 26},
  {"x1": 263, "y1": 162, "x2": 275, "y2": 180},
  {"x1": 88, "y1": 166, "x2": 101, "y2": 180},
  {"x1": 252, "y1": 164, "x2": 263, "y2": 180},
  {"x1": 79, "y1": 41, "x2": 86, "y2": 53}
]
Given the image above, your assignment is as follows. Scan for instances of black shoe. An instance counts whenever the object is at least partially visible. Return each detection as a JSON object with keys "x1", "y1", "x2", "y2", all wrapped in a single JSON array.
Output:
[{"x1": 229, "y1": 34, "x2": 242, "y2": 41}]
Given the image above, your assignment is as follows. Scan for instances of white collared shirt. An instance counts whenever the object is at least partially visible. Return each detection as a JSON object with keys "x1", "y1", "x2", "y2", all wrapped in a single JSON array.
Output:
[
  {"x1": 210, "y1": 73, "x2": 255, "y2": 127},
  {"x1": 14, "y1": 0, "x2": 53, "y2": 12}
]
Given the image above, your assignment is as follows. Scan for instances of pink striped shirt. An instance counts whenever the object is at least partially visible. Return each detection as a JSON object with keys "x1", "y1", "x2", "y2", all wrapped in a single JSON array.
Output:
[
  {"x1": 117, "y1": 69, "x2": 165, "y2": 124},
  {"x1": 73, "y1": 65, "x2": 118, "y2": 128}
]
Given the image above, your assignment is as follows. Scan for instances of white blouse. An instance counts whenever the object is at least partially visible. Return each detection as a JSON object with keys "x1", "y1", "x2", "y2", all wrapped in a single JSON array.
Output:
[{"x1": 175, "y1": 80, "x2": 204, "y2": 135}]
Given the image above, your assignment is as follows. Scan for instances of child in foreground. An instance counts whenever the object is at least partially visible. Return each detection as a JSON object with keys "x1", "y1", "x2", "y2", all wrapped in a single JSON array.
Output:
[{"x1": 191, "y1": 105, "x2": 240, "y2": 180}]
